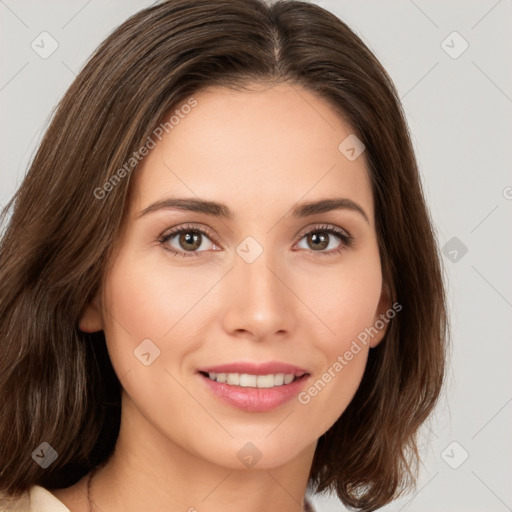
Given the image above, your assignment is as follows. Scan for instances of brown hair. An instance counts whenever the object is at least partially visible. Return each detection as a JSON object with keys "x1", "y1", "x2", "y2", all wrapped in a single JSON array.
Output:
[{"x1": 0, "y1": 1, "x2": 448, "y2": 510}]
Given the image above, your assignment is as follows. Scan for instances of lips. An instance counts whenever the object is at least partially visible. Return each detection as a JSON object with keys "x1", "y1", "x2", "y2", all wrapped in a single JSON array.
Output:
[
  {"x1": 196, "y1": 361, "x2": 311, "y2": 412},
  {"x1": 197, "y1": 361, "x2": 309, "y2": 377}
]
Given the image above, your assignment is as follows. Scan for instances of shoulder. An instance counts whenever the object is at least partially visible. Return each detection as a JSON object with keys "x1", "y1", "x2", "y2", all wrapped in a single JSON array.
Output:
[{"x1": 0, "y1": 486, "x2": 70, "y2": 512}]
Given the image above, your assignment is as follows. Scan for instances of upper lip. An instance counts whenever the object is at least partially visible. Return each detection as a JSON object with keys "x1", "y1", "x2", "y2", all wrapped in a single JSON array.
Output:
[{"x1": 198, "y1": 361, "x2": 309, "y2": 377}]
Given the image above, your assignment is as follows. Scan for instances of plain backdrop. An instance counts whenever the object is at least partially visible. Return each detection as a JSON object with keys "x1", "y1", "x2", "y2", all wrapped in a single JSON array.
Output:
[{"x1": 1, "y1": 1, "x2": 511, "y2": 511}]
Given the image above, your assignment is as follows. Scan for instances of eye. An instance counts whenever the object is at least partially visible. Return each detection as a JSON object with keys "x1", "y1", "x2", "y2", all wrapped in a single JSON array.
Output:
[
  {"x1": 294, "y1": 224, "x2": 353, "y2": 256},
  {"x1": 158, "y1": 223, "x2": 354, "y2": 258},
  {"x1": 158, "y1": 224, "x2": 218, "y2": 258}
]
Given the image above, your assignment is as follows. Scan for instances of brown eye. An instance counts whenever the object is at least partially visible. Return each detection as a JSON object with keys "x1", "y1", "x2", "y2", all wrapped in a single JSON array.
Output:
[
  {"x1": 295, "y1": 225, "x2": 353, "y2": 256},
  {"x1": 177, "y1": 231, "x2": 202, "y2": 251},
  {"x1": 306, "y1": 232, "x2": 330, "y2": 251},
  {"x1": 159, "y1": 225, "x2": 217, "y2": 257}
]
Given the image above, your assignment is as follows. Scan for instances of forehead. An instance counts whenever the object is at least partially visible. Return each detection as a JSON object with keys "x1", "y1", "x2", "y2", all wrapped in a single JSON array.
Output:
[{"x1": 129, "y1": 82, "x2": 374, "y2": 223}]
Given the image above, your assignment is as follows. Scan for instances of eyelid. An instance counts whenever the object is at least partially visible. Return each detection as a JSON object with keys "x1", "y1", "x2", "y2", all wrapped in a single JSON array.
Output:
[{"x1": 294, "y1": 223, "x2": 351, "y2": 241}]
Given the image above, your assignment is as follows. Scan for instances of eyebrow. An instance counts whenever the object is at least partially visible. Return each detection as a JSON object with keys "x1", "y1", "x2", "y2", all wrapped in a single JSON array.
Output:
[{"x1": 137, "y1": 197, "x2": 369, "y2": 223}]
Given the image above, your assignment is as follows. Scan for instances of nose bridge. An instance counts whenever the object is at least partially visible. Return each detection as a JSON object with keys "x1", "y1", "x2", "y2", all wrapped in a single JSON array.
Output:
[
  {"x1": 224, "y1": 235, "x2": 292, "y2": 336},
  {"x1": 236, "y1": 238, "x2": 283, "y2": 305}
]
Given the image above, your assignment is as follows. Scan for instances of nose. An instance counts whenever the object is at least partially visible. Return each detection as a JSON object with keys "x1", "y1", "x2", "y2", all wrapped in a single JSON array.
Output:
[{"x1": 220, "y1": 243, "x2": 296, "y2": 342}]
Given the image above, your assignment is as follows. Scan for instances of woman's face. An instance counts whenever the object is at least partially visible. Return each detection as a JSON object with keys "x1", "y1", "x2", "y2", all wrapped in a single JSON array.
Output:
[{"x1": 82, "y1": 82, "x2": 390, "y2": 470}]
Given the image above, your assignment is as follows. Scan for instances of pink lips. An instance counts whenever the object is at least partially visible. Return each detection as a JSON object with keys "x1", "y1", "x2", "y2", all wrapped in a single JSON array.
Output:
[{"x1": 197, "y1": 360, "x2": 310, "y2": 412}]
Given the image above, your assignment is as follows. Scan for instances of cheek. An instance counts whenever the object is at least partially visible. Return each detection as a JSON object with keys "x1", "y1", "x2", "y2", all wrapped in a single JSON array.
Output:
[
  {"x1": 307, "y1": 247, "x2": 383, "y2": 350},
  {"x1": 100, "y1": 250, "x2": 224, "y2": 385},
  {"x1": 297, "y1": 282, "x2": 377, "y2": 435},
  {"x1": 99, "y1": 256, "x2": 212, "y2": 443},
  {"x1": 102, "y1": 252, "x2": 207, "y2": 339},
  {"x1": 294, "y1": 251, "x2": 382, "y2": 425}
]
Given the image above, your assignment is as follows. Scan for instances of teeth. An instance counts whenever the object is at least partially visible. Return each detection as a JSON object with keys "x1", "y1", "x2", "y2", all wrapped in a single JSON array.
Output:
[
  {"x1": 206, "y1": 372, "x2": 300, "y2": 388},
  {"x1": 240, "y1": 374, "x2": 257, "y2": 387},
  {"x1": 284, "y1": 374, "x2": 294, "y2": 384},
  {"x1": 226, "y1": 373, "x2": 240, "y2": 385}
]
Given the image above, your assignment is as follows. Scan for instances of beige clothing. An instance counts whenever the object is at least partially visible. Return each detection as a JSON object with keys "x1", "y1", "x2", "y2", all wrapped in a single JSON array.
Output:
[{"x1": 0, "y1": 486, "x2": 70, "y2": 512}]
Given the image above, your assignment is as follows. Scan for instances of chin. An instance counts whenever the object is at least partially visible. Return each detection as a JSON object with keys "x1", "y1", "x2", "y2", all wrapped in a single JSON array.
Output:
[{"x1": 196, "y1": 435, "x2": 313, "y2": 471}]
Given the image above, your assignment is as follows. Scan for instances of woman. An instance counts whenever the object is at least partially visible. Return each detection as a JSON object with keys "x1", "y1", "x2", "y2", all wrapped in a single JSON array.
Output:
[{"x1": 0, "y1": 0, "x2": 447, "y2": 511}]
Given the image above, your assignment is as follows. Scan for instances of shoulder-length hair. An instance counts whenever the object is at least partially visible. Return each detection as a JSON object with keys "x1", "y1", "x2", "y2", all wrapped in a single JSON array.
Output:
[{"x1": 0, "y1": 1, "x2": 448, "y2": 510}]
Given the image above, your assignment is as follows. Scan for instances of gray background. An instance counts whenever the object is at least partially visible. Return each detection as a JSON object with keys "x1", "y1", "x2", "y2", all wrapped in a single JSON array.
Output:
[{"x1": 1, "y1": 1, "x2": 511, "y2": 510}]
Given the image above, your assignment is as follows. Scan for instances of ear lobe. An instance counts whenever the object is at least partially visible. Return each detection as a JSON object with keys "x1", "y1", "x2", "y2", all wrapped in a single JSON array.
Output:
[
  {"x1": 78, "y1": 292, "x2": 104, "y2": 333},
  {"x1": 370, "y1": 282, "x2": 392, "y2": 348}
]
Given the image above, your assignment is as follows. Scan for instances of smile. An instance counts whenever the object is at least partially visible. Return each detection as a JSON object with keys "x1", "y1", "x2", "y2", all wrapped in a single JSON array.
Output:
[{"x1": 198, "y1": 371, "x2": 310, "y2": 412}]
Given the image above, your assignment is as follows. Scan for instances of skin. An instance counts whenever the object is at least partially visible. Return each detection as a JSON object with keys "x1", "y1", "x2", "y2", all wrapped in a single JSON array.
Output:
[{"x1": 51, "y1": 82, "x2": 390, "y2": 512}]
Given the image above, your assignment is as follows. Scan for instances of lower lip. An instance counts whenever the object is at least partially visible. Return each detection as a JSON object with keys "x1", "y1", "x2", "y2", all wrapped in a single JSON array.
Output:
[{"x1": 198, "y1": 373, "x2": 310, "y2": 412}]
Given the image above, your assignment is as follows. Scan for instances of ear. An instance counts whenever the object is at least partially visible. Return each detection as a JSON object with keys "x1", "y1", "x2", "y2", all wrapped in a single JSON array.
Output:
[
  {"x1": 78, "y1": 291, "x2": 104, "y2": 333},
  {"x1": 369, "y1": 281, "x2": 392, "y2": 348}
]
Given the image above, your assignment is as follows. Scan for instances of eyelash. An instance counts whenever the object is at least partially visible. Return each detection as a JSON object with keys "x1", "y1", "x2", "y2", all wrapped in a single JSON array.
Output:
[{"x1": 158, "y1": 223, "x2": 354, "y2": 258}]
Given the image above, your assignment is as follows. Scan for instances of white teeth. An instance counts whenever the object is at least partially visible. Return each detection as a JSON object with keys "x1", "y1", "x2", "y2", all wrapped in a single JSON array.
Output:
[
  {"x1": 273, "y1": 373, "x2": 285, "y2": 386},
  {"x1": 226, "y1": 373, "x2": 240, "y2": 385},
  {"x1": 206, "y1": 372, "x2": 300, "y2": 388},
  {"x1": 256, "y1": 374, "x2": 274, "y2": 388},
  {"x1": 239, "y1": 374, "x2": 257, "y2": 387},
  {"x1": 284, "y1": 374, "x2": 294, "y2": 384}
]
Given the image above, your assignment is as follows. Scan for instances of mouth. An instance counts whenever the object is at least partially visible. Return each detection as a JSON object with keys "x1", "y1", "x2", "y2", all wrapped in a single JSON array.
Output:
[{"x1": 197, "y1": 365, "x2": 311, "y2": 412}]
